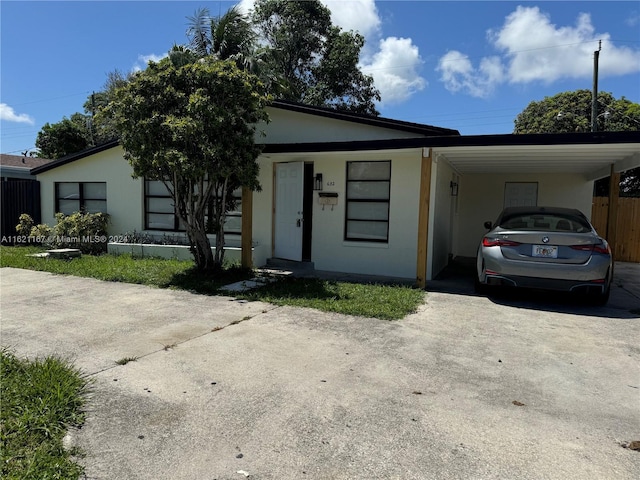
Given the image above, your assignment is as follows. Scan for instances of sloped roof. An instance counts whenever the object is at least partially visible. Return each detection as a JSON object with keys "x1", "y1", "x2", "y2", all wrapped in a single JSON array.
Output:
[
  {"x1": 0, "y1": 153, "x2": 53, "y2": 169},
  {"x1": 30, "y1": 99, "x2": 640, "y2": 180},
  {"x1": 270, "y1": 100, "x2": 460, "y2": 137},
  {"x1": 31, "y1": 140, "x2": 119, "y2": 175},
  {"x1": 32, "y1": 100, "x2": 459, "y2": 174}
]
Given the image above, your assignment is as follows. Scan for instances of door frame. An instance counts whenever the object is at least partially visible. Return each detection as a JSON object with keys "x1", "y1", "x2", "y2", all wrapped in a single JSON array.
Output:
[{"x1": 271, "y1": 162, "x2": 314, "y2": 261}]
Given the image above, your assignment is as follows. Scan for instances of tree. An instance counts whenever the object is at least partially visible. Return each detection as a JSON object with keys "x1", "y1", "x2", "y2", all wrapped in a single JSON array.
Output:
[
  {"x1": 513, "y1": 89, "x2": 640, "y2": 197},
  {"x1": 84, "y1": 69, "x2": 133, "y2": 143},
  {"x1": 251, "y1": 0, "x2": 380, "y2": 114},
  {"x1": 35, "y1": 69, "x2": 131, "y2": 159},
  {"x1": 35, "y1": 113, "x2": 91, "y2": 159},
  {"x1": 104, "y1": 51, "x2": 270, "y2": 272},
  {"x1": 187, "y1": 6, "x2": 256, "y2": 65},
  {"x1": 514, "y1": 90, "x2": 640, "y2": 134}
]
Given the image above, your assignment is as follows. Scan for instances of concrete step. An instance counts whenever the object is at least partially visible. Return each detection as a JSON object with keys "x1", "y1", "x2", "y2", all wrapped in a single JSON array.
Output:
[{"x1": 265, "y1": 258, "x2": 315, "y2": 270}]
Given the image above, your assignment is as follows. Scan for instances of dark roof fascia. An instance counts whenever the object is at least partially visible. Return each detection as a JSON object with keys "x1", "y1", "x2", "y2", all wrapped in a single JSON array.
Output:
[
  {"x1": 31, "y1": 140, "x2": 120, "y2": 175},
  {"x1": 262, "y1": 131, "x2": 640, "y2": 154},
  {"x1": 270, "y1": 100, "x2": 460, "y2": 137}
]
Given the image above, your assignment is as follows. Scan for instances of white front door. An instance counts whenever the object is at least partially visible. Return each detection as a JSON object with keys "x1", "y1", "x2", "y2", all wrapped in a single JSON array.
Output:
[{"x1": 274, "y1": 162, "x2": 304, "y2": 260}]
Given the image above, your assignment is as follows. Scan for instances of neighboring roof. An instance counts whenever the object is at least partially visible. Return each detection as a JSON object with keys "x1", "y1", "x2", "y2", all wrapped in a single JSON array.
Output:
[
  {"x1": 270, "y1": 100, "x2": 460, "y2": 137},
  {"x1": 31, "y1": 140, "x2": 120, "y2": 175},
  {"x1": 0, "y1": 153, "x2": 53, "y2": 169}
]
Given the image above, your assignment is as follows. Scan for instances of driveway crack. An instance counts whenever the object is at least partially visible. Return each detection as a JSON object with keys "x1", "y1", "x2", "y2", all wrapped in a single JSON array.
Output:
[{"x1": 87, "y1": 304, "x2": 281, "y2": 377}]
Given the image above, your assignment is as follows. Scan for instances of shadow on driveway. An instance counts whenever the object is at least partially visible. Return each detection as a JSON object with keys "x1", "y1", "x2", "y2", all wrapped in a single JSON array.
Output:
[{"x1": 426, "y1": 257, "x2": 640, "y2": 320}]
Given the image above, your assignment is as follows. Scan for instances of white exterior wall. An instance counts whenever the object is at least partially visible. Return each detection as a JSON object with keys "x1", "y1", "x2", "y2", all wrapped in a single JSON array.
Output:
[
  {"x1": 258, "y1": 108, "x2": 426, "y2": 143},
  {"x1": 36, "y1": 146, "x2": 143, "y2": 236},
  {"x1": 453, "y1": 173, "x2": 594, "y2": 258},
  {"x1": 253, "y1": 149, "x2": 423, "y2": 279},
  {"x1": 429, "y1": 158, "x2": 456, "y2": 279}
]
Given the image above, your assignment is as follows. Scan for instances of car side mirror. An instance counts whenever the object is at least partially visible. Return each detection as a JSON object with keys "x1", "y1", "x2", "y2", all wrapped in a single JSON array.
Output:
[{"x1": 484, "y1": 221, "x2": 492, "y2": 230}]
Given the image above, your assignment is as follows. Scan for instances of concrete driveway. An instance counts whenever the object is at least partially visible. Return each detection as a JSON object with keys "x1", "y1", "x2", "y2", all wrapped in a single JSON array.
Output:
[{"x1": 1, "y1": 267, "x2": 639, "y2": 479}]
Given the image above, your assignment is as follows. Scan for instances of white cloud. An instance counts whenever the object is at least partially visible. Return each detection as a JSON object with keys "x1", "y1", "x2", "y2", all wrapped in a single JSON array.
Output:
[
  {"x1": 0, "y1": 103, "x2": 34, "y2": 125},
  {"x1": 324, "y1": 0, "x2": 380, "y2": 38},
  {"x1": 625, "y1": 11, "x2": 639, "y2": 27},
  {"x1": 362, "y1": 37, "x2": 426, "y2": 104},
  {"x1": 132, "y1": 53, "x2": 167, "y2": 72},
  {"x1": 238, "y1": 0, "x2": 381, "y2": 36},
  {"x1": 438, "y1": 6, "x2": 640, "y2": 97},
  {"x1": 236, "y1": 0, "x2": 425, "y2": 105},
  {"x1": 437, "y1": 52, "x2": 505, "y2": 98}
]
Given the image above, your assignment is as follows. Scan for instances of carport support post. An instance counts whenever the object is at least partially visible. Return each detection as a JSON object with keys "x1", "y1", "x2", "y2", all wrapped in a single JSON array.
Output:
[
  {"x1": 241, "y1": 186, "x2": 253, "y2": 269},
  {"x1": 606, "y1": 164, "x2": 620, "y2": 260},
  {"x1": 416, "y1": 148, "x2": 432, "y2": 289}
]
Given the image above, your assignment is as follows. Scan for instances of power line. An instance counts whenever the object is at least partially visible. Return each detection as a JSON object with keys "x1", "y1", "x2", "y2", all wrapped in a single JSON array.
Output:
[{"x1": 9, "y1": 91, "x2": 90, "y2": 108}]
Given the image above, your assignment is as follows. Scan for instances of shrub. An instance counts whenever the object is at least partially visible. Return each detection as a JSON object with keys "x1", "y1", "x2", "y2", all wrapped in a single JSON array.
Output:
[
  {"x1": 24, "y1": 211, "x2": 111, "y2": 254},
  {"x1": 15, "y1": 213, "x2": 34, "y2": 237},
  {"x1": 30, "y1": 223, "x2": 53, "y2": 240}
]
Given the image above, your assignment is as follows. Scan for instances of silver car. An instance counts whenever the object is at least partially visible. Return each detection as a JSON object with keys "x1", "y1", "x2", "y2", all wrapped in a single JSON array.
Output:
[{"x1": 475, "y1": 206, "x2": 613, "y2": 304}]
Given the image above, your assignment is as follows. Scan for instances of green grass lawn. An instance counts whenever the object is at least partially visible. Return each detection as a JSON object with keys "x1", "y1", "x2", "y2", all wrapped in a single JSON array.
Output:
[
  {"x1": 0, "y1": 349, "x2": 90, "y2": 480},
  {"x1": 0, "y1": 246, "x2": 424, "y2": 320},
  {"x1": 239, "y1": 277, "x2": 424, "y2": 320}
]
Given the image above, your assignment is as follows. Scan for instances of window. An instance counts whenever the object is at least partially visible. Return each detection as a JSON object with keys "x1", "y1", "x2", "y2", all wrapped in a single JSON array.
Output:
[
  {"x1": 55, "y1": 182, "x2": 106, "y2": 215},
  {"x1": 504, "y1": 182, "x2": 538, "y2": 207},
  {"x1": 345, "y1": 161, "x2": 391, "y2": 242},
  {"x1": 144, "y1": 179, "x2": 242, "y2": 234}
]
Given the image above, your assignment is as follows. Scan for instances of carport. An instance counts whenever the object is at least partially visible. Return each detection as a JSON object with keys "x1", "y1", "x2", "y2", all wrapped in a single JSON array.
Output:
[{"x1": 417, "y1": 131, "x2": 640, "y2": 284}]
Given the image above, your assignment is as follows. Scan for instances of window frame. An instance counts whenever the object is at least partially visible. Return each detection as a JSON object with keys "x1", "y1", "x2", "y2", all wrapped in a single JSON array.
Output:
[
  {"x1": 344, "y1": 160, "x2": 391, "y2": 243},
  {"x1": 143, "y1": 178, "x2": 242, "y2": 235},
  {"x1": 55, "y1": 182, "x2": 107, "y2": 215}
]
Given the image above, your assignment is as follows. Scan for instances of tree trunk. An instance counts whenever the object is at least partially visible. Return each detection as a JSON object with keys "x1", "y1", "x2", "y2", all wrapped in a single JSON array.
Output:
[{"x1": 187, "y1": 224, "x2": 215, "y2": 272}]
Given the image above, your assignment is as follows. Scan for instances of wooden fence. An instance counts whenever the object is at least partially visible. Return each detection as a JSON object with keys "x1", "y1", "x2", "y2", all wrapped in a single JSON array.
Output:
[{"x1": 591, "y1": 196, "x2": 640, "y2": 262}]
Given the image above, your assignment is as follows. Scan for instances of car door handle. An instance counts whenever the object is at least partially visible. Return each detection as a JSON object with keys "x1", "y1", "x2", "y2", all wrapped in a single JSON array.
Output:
[{"x1": 296, "y1": 218, "x2": 301, "y2": 227}]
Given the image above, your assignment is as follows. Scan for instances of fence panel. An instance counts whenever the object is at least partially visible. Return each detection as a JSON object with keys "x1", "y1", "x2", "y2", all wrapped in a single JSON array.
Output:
[
  {"x1": 591, "y1": 196, "x2": 640, "y2": 262},
  {"x1": 1, "y1": 180, "x2": 41, "y2": 244}
]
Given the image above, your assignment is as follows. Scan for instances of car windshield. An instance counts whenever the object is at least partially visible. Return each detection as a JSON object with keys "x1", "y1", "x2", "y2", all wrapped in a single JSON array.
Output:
[{"x1": 498, "y1": 212, "x2": 592, "y2": 233}]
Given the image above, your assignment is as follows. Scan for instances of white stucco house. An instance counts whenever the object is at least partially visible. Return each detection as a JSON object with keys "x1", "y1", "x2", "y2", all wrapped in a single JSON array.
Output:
[{"x1": 31, "y1": 100, "x2": 640, "y2": 286}]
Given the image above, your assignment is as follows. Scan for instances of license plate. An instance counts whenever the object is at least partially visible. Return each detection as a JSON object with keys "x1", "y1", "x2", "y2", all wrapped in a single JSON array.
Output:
[{"x1": 532, "y1": 245, "x2": 558, "y2": 258}]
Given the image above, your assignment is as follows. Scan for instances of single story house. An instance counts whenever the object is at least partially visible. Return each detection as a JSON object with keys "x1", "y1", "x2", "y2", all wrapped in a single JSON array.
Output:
[{"x1": 31, "y1": 100, "x2": 640, "y2": 286}]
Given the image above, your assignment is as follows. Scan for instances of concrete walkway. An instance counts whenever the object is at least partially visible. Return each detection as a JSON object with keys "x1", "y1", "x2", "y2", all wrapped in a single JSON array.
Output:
[{"x1": 1, "y1": 267, "x2": 639, "y2": 479}]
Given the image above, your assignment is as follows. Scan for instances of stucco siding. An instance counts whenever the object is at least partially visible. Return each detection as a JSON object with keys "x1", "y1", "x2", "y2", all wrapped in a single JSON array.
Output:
[
  {"x1": 36, "y1": 146, "x2": 143, "y2": 236},
  {"x1": 431, "y1": 159, "x2": 456, "y2": 279},
  {"x1": 254, "y1": 149, "x2": 423, "y2": 279},
  {"x1": 453, "y1": 173, "x2": 594, "y2": 258},
  {"x1": 258, "y1": 108, "x2": 427, "y2": 144}
]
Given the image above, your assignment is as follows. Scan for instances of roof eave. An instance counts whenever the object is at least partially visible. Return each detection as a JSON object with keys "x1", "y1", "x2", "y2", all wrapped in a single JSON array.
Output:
[{"x1": 31, "y1": 140, "x2": 120, "y2": 175}]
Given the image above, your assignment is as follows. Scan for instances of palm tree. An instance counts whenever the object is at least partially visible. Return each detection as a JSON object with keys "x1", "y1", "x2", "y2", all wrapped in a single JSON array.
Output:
[
  {"x1": 187, "y1": 6, "x2": 256, "y2": 67},
  {"x1": 186, "y1": 6, "x2": 288, "y2": 97}
]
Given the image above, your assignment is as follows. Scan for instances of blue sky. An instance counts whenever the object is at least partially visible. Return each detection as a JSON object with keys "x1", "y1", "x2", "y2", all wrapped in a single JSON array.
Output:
[{"x1": 1, "y1": 1, "x2": 639, "y2": 155}]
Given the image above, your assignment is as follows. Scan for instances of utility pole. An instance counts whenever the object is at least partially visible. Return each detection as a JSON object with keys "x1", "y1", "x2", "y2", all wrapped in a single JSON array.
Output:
[{"x1": 591, "y1": 40, "x2": 601, "y2": 132}]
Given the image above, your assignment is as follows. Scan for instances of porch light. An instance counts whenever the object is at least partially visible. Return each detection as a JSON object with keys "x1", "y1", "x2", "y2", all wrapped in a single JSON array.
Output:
[
  {"x1": 450, "y1": 181, "x2": 459, "y2": 197},
  {"x1": 314, "y1": 173, "x2": 323, "y2": 191}
]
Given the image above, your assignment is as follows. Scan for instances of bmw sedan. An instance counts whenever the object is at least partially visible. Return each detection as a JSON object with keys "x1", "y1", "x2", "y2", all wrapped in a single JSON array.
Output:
[{"x1": 475, "y1": 206, "x2": 613, "y2": 304}]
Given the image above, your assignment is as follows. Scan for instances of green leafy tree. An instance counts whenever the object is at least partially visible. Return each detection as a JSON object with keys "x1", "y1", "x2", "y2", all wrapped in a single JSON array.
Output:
[
  {"x1": 35, "y1": 113, "x2": 90, "y2": 159},
  {"x1": 104, "y1": 50, "x2": 270, "y2": 272},
  {"x1": 514, "y1": 89, "x2": 640, "y2": 197},
  {"x1": 83, "y1": 69, "x2": 132, "y2": 143},
  {"x1": 251, "y1": 0, "x2": 380, "y2": 114},
  {"x1": 514, "y1": 90, "x2": 640, "y2": 134},
  {"x1": 35, "y1": 70, "x2": 130, "y2": 159}
]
